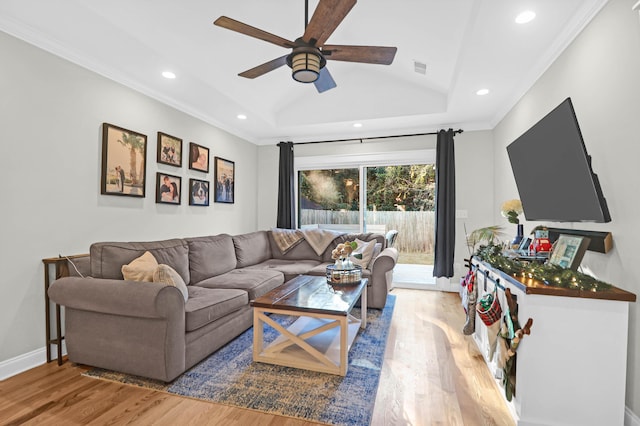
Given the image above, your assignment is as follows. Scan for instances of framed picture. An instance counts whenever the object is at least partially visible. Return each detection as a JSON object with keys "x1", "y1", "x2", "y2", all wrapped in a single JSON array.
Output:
[
  {"x1": 100, "y1": 123, "x2": 147, "y2": 197},
  {"x1": 214, "y1": 157, "x2": 235, "y2": 203},
  {"x1": 156, "y1": 172, "x2": 181, "y2": 205},
  {"x1": 189, "y1": 142, "x2": 209, "y2": 172},
  {"x1": 189, "y1": 179, "x2": 210, "y2": 206},
  {"x1": 548, "y1": 234, "x2": 591, "y2": 270},
  {"x1": 157, "y1": 132, "x2": 182, "y2": 167}
]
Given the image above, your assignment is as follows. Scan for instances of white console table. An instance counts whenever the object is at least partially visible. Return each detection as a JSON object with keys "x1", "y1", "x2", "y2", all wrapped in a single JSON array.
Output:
[{"x1": 471, "y1": 258, "x2": 635, "y2": 426}]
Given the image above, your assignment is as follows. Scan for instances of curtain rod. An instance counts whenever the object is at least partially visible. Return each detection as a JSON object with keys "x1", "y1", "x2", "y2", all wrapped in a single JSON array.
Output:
[{"x1": 291, "y1": 129, "x2": 463, "y2": 145}]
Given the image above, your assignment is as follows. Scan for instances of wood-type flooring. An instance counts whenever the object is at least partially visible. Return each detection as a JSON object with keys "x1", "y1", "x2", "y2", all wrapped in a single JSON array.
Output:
[{"x1": 0, "y1": 289, "x2": 514, "y2": 426}]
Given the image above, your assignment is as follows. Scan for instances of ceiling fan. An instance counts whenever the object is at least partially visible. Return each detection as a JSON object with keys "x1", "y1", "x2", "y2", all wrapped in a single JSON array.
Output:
[{"x1": 213, "y1": 0, "x2": 397, "y2": 93}]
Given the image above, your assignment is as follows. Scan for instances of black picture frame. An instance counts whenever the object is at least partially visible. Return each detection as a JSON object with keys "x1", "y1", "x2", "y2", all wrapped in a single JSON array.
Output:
[
  {"x1": 157, "y1": 132, "x2": 182, "y2": 167},
  {"x1": 156, "y1": 172, "x2": 181, "y2": 205},
  {"x1": 548, "y1": 234, "x2": 591, "y2": 270},
  {"x1": 100, "y1": 123, "x2": 147, "y2": 197},
  {"x1": 189, "y1": 142, "x2": 209, "y2": 173},
  {"x1": 189, "y1": 178, "x2": 210, "y2": 206},
  {"x1": 214, "y1": 157, "x2": 234, "y2": 204}
]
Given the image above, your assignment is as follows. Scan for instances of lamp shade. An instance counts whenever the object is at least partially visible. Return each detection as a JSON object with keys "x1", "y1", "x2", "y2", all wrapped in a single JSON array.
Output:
[{"x1": 291, "y1": 51, "x2": 321, "y2": 83}]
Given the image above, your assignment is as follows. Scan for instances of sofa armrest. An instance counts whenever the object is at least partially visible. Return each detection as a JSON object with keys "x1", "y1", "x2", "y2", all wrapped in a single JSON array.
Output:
[
  {"x1": 367, "y1": 247, "x2": 398, "y2": 309},
  {"x1": 48, "y1": 276, "x2": 185, "y2": 319},
  {"x1": 371, "y1": 247, "x2": 398, "y2": 273}
]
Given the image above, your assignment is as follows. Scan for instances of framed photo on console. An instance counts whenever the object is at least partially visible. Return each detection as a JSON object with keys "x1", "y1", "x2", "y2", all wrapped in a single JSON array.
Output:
[
  {"x1": 156, "y1": 172, "x2": 181, "y2": 205},
  {"x1": 157, "y1": 132, "x2": 182, "y2": 167},
  {"x1": 214, "y1": 157, "x2": 234, "y2": 203},
  {"x1": 548, "y1": 234, "x2": 591, "y2": 270},
  {"x1": 189, "y1": 142, "x2": 209, "y2": 173},
  {"x1": 100, "y1": 123, "x2": 147, "y2": 197},
  {"x1": 189, "y1": 179, "x2": 210, "y2": 206}
]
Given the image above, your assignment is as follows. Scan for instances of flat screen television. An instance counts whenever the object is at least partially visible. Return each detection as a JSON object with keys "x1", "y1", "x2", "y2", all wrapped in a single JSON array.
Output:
[{"x1": 506, "y1": 97, "x2": 611, "y2": 222}]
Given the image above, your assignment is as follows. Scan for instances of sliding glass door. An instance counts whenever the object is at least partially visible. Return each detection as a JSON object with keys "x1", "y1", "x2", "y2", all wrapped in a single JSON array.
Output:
[
  {"x1": 364, "y1": 164, "x2": 436, "y2": 266},
  {"x1": 298, "y1": 168, "x2": 361, "y2": 232},
  {"x1": 297, "y1": 162, "x2": 435, "y2": 265}
]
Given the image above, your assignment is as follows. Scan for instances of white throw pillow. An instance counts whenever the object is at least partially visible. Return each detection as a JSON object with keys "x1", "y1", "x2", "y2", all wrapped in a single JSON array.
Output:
[
  {"x1": 350, "y1": 239, "x2": 376, "y2": 269},
  {"x1": 153, "y1": 264, "x2": 189, "y2": 302},
  {"x1": 121, "y1": 251, "x2": 158, "y2": 282}
]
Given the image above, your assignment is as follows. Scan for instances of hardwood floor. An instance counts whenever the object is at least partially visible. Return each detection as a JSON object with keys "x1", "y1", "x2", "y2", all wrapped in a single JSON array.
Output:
[{"x1": 0, "y1": 289, "x2": 514, "y2": 426}]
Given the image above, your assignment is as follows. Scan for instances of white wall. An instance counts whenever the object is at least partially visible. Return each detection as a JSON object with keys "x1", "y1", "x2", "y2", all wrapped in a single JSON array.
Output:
[
  {"x1": 256, "y1": 131, "x2": 495, "y2": 281},
  {"x1": 0, "y1": 31, "x2": 259, "y2": 363},
  {"x1": 493, "y1": 0, "x2": 640, "y2": 416}
]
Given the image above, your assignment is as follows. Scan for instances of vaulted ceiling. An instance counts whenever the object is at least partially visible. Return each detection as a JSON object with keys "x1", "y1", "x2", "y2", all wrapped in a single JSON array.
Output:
[{"x1": 0, "y1": 0, "x2": 607, "y2": 145}]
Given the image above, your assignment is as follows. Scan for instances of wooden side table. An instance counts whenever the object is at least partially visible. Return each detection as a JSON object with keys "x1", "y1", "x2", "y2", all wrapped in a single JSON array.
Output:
[{"x1": 42, "y1": 254, "x2": 88, "y2": 365}]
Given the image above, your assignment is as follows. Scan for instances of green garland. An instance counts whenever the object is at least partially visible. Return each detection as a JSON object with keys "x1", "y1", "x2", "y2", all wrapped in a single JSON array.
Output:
[{"x1": 474, "y1": 244, "x2": 612, "y2": 292}]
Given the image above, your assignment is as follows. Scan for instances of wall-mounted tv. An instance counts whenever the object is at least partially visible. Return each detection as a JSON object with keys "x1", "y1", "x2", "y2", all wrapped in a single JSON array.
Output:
[{"x1": 506, "y1": 97, "x2": 611, "y2": 222}]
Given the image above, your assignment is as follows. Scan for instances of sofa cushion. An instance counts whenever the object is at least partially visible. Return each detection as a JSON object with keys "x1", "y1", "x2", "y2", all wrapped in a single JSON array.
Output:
[
  {"x1": 121, "y1": 251, "x2": 158, "y2": 282},
  {"x1": 153, "y1": 264, "x2": 189, "y2": 302},
  {"x1": 324, "y1": 233, "x2": 386, "y2": 262},
  {"x1": 351, "y1": 239, "x2": 376, "y2": 269},
  {"x1": 194, "y1": 269, "x2": 283, "y2": 300},
  {"x1": 245, "y1": 259, "x2": 323, "y2": 282},
  {"x1": 267, "y1": 232, "x2": 325, "y2": 261},
  {"x1": 91, "y1": 239, "x2": 190, "y2": 283},
  {"x1": 185, "y1": 286, "x2": 248, "y2": 332},
  {"x1": 233, "y1": 231, "x2": 272, "y2": 268},
  {"x1": 186, "y1": 234, "x2": 237, "y2": 284}
]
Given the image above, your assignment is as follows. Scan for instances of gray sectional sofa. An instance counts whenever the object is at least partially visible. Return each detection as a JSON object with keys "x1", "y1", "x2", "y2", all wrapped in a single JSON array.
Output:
[{"x1": 48, "y1": 229, "x2": 398, "y2": 381}]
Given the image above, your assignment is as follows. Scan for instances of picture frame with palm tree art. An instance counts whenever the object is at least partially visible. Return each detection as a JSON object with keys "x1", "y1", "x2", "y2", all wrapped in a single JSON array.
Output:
[{"x1": 101, "y1": 123, "x2": 147, "y2": 197}]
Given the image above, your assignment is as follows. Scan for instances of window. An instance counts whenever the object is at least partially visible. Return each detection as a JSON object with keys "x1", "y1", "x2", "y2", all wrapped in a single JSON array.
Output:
[
  {"x1": 298, "y1": 168, "x2": 360, "y2": 232},
  {"x1": 296, "y1": 150, "x2": 437, "y2": 265}
]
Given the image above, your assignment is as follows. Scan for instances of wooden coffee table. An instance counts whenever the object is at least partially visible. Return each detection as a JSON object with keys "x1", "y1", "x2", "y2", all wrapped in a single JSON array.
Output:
[{"x1": 251, "y1": 274, "x2": 368, "y2": 376}]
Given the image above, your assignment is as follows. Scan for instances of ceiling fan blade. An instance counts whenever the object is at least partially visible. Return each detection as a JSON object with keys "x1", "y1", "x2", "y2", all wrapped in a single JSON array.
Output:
[
  {"x1": 238, "y1": 55, "x2": 288, "y2": 79},
  {"x1": 214, "y1": 16, "x2": 296, "y2": 49},
  {"x1": 323, "y1": 45, "x2": 397, "y2": 65},
  {"x1": 303, "y1": 0, "x2": 357, "y2": 47},
  {"x1": 314, "y1": 67, "x2": 337, "y2": 93}
]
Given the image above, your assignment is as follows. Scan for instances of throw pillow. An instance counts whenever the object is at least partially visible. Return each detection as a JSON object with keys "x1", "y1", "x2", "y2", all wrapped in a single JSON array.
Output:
[
  {"x1": 350, "y1": 239, "x2": 376, "y2": 269},
  {"x1": 121, "y1": 251, "x2": 158, "y2": 282},
  {"x1": 153, "y1": 264, "x2": 189, "y2": 302}
]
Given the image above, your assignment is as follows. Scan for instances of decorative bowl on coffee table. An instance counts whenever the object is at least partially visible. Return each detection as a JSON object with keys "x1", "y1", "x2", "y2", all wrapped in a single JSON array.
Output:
[{"x1": 326, "y1": 265, "x2": 362, "y2": 285}]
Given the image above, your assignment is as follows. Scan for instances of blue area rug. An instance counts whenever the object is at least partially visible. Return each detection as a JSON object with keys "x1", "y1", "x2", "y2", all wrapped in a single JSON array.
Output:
[{"x1": 85, "y1": 294, "x2": 395, "y2": 426}]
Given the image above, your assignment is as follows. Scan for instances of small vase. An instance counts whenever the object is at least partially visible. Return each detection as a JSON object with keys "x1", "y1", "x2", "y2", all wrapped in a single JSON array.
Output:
[
  {"x1": 511, "y1": 224, "x2": 524, "y2": 248},
  {"x1": 343, "y1": 258, "x2": 354, "y2": 270}
]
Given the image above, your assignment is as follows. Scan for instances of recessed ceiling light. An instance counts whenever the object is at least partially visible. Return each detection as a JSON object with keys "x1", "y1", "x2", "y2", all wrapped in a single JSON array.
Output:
[
  {"x1": 162, "y1": 71, "x2": 176, "y2": 79},
  {"x1": 515, "y1": 10, "x2": 536, "y2": 24},
  {"x1": 353, "y1": 123, "x2": 363, "y2": 128},
  {"x1": 476, "y1": 88, "x2": 490, "y2": 96},
  {"x1": 237, "y1": 114, "x2": 247, "y2": 120}
]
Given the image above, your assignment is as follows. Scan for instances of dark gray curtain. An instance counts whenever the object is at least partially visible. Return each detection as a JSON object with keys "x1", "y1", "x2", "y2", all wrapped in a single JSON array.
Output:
[
  {"x1": 433, "y1": 129, "x2": 456, "y2": 278},
  {"x1": 276, "y1": 141, "x2": 295, "y2": 229}
]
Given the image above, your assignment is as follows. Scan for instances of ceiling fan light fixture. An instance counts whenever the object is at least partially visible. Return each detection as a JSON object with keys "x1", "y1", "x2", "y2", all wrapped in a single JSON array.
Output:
[{"x1": 291, "y1": 51, "x2": 321, "y2": 83}]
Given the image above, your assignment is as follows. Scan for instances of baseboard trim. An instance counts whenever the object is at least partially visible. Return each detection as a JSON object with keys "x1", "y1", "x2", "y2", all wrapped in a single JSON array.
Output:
[
  {"x1": 627, "y1": 406, "x2": 640, "y2": 426},
  {"x1": 0, "y1": 343, "x2": 66, "y2": 381}
]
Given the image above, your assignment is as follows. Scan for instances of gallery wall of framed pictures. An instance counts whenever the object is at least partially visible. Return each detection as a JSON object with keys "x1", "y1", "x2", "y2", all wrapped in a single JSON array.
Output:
[{"x1": 100, "y1": 123, "x2": 234, "y2": 207}]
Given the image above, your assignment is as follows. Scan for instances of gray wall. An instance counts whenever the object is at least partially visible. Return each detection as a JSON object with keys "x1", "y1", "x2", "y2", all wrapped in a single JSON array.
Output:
[
  {"x1": 493, "y1": 0, "x2": 640, "y2": 415},
  {"x1": 0, "y1": 30, "x2": 259, "y2": 363}
]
